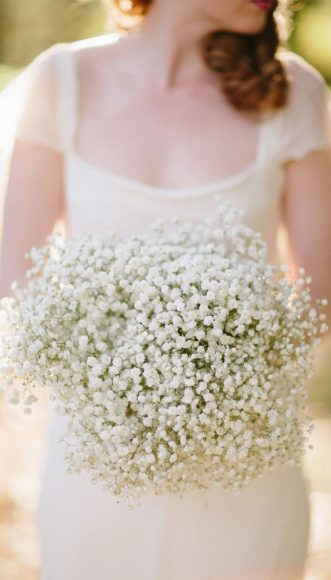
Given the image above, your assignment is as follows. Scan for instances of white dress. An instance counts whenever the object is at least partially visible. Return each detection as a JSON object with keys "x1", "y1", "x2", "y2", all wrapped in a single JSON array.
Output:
[{"x1": 14, "y1": 34, "x2": 331, "y2": 580}]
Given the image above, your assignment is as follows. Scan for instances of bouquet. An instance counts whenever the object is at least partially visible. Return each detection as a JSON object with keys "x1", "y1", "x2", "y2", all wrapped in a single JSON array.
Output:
[{"x1": 0, "y1": 200, "x2": 327, "y2": 507}]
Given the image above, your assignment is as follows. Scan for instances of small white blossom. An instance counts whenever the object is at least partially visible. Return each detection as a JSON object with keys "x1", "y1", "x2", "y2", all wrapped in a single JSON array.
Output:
[{"x1": 0, "y1": 200, "x2": 325, "y2": 509}]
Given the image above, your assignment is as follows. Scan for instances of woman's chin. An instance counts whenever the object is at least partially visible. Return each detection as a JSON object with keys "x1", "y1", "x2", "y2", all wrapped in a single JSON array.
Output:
[{"x1": 227, "y1": 17, "x2": 268, "y2": 36}]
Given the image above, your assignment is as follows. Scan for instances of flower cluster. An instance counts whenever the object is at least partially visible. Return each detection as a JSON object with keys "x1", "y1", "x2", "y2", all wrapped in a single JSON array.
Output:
[{"x1": 0, "y1": 201, "x2": 327, "y2": 507}]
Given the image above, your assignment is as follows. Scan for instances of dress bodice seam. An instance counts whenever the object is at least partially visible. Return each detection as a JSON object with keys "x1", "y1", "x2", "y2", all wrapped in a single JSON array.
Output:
[{"x1": 66, "y1": 149, "x2": 272, "y2": 198}]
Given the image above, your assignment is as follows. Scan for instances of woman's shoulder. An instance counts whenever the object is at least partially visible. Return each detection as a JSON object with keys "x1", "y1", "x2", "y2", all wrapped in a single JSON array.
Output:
[
  {"x1": 273, "y1": 49, "x2": 330, "y2": 137},
  {"x1": 29, "y1": 32, "x2": 122, "y2": 73},
  {"x1": 277, "y1": 49, "x2": 328, "y2": 101},
  {"x1": 65, "y1": 32, "x2": 124, "y2": 67},
  {"x1": 272, "y1": 50, "x2": 330, "y2": 162},
  {"x1": 68, "y1": 32, "x2": 123, "y2": 52}
]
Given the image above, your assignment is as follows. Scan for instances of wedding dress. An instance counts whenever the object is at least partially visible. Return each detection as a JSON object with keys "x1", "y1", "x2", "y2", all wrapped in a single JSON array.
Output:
[{"x1": 2, "y1": 32, "x2": 331, "y2": 580}]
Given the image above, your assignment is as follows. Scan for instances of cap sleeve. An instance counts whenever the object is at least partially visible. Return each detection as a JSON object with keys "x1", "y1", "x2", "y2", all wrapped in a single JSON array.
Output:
[
  {"x1": 276, "y1": 51, "x2": 331, "y2": 163},
  {"x1": 15, "y1": 43, "x2": 66, "y2": 153}
]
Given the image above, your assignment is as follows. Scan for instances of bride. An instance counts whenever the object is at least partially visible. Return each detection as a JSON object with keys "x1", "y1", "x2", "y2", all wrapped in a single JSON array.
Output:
[{"x1": 0, "y1": 0, "x2": 330, "y2": 578}]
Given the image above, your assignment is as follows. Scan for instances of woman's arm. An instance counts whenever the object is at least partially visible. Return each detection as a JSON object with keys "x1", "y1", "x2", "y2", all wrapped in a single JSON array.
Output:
[
  {"x1": 280, "y1": 144, "x2": 331, "y2": 333},
  {"x1": 0, "y1": 140, "x2": 65, "y2": 297}
]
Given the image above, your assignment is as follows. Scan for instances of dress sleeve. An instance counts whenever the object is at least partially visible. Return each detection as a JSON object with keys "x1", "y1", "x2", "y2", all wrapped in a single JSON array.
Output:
[
  {"x1": 276, "y1": 51, "x2": 331, "y2": 163},
  {"x1": 14, "y1": 43, "x2": 66, "y2": 153}
]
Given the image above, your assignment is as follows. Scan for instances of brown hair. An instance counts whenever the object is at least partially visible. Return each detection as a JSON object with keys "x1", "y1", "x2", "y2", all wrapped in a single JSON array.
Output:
[{"x1": 105, "y1": 0, "x2": 295, "y2": 119}]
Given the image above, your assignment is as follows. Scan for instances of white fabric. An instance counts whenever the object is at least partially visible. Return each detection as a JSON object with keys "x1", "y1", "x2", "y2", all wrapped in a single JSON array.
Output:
[
  {"x1": 11, "y1": 36, "x2": 331, "y2": 162},
  {"x1": 1, "y1": 34, "x2": 330, "y2": 579},
  {"x1": 0, "y1": 43, "x2": 63, "y2": 220},
  {"x1": 273, "y1": 50, "x2": 331, "y2": 163}
]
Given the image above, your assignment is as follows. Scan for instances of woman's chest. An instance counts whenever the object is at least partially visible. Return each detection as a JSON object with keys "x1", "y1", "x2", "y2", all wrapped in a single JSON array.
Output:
[
  {"x1": 76, "y1": 76, "x2": 263, "y2": 190},
  {"x1": 63, "y1": 152, "x2": 285, "y2": 264}
]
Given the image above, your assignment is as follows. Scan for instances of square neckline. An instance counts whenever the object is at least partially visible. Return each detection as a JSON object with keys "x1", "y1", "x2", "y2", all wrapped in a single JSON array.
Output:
[{"x1": 62, "y1": 35, "x2": 275, "y2": 196}]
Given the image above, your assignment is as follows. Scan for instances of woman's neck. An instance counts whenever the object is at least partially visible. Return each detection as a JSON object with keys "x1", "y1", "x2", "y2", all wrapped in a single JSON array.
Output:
[{"x1": 118, "y1": 2, "x2": 221, "y2": 91}]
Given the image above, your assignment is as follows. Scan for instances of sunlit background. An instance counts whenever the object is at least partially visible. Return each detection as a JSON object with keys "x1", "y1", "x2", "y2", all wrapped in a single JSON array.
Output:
[{"x1": 0, "y1": 1, "x2": 330, "y2": 579}]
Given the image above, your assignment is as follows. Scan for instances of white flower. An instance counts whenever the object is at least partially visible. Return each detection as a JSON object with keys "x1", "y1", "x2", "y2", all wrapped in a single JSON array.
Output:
[
  {"x1": 182, "y1": 387, "x2": 194, "y2": 404},
  {"x1": 0, "y1": 199, "x2": 324, "y2": 508}
]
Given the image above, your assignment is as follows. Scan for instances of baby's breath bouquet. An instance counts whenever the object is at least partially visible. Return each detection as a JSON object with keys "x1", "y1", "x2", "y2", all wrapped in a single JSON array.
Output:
[{"x1": 0, "y1": 200, "x2": 328, "y2": 507}]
